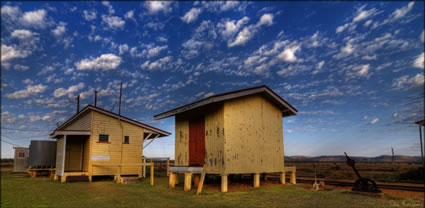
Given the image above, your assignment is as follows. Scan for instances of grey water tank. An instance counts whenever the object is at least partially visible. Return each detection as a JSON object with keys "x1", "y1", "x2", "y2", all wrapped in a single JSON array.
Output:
[{"x1": 28, "y1": 140, "x2": 57, "y2": 168}]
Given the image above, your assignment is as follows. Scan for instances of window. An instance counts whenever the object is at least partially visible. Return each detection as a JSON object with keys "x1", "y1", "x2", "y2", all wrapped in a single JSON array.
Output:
[
  {"x1": 18, "y1": 152, "x2": 25, "y2": 157},
  {"x1": 123, "y1": 136, "x2": 129, "y2": 144},
  {"x1": 99, "y1": 134, "x2": 109, "y2": 142}
]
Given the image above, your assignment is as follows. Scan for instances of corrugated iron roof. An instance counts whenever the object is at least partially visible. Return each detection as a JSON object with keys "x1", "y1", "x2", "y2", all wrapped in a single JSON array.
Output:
[{"x1": 154, "y1": 85, "x2": 297, "y2": 120}]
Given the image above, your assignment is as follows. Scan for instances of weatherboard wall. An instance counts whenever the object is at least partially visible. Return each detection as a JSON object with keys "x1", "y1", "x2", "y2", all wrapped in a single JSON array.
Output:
[
  {"x1": 63, "y1": 111, "x2": 92, "y2": 130},
  {"x1": 90, "y1": 111, "x2": 144, "y2": 176},
  {"x1": 174, "y1": 105, "x2": 225, "y2": 174},
  {"x1": 223, "y1": 95, "x2": 284, "y2": 174}
]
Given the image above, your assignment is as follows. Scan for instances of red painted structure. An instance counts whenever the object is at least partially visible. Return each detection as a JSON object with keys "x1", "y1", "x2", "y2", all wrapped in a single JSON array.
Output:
[{"x1": 189, "y1": 117, "x2": 205, "y2": 166}]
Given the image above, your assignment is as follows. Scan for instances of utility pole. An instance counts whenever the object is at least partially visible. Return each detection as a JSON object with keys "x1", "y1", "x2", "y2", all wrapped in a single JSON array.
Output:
[{"x1": 391, "y1": 147, "x2": 394, "y2": 163}]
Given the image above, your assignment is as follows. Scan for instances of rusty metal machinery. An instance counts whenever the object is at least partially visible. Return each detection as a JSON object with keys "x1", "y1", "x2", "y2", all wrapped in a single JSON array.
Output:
[{"x1": 344, "y1": 152, "x2": 381, "y2": 193}]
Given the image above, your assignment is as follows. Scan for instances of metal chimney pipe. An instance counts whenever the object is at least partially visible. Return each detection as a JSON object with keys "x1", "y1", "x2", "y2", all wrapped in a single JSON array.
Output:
[
  {"x1": 76, "y1": 94, "x2": 80, "y2": 113},
  {"x1": 94, "y1": 90, "x2": 98, "y2": 107},
  {"x1": 119, "y1": 82, "x2": 122, "y2": 115}
]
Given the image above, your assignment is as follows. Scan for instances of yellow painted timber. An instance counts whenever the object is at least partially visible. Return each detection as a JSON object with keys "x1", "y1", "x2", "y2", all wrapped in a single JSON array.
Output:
[
  {"x1": 184, "y1": 173, "x2": 192, "y2": 191},
  {"x1": 223, "y1": 95, "x2": 284, "y2": 174},
  {"x1": 193, "y1": 175, "x2": 200, "y2": 187},
  {"x1": 254, "y1": 173, "x2": 260, "y2": 188},
  {"x1": 63, "y1": 111, "x2": 91, "y2": 130},
  {"x1": 150, "y1": 165, "x2": 154, "y2": 186},
  {"x1": 169, "y1": 173, "x2": 176, "y2": 188},
  {"x1": 196, "y1": 172, "x2": 206, "y2": 195},
  {"x1": 174, "y1": 117, "x2": 189, "y2": 166},
  {"x1": 90, "y1": 111, "x2": 144, "y2": 176},
  {"x1": 280, "y1": 172, "x2": 286, "y2": 184},
  {"x1": 221, "y1": 174, "x2": 228, "y2": 193}
]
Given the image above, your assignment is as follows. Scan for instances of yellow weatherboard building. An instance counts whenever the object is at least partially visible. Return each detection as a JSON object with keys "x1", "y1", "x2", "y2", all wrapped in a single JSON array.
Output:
[{"x1": 49, "y1": 105, "x2": 170, "y2": 183}]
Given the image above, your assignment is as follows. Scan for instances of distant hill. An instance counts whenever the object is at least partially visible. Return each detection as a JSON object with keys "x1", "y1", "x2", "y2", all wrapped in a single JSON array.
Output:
[{"x1": 285, "y1": 155, "x2": 422, "y2": 163}]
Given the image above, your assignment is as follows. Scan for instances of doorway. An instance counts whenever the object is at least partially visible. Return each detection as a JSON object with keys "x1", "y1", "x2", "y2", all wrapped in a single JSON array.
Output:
[{"x1": 189, "y1": 117, "x2": 205, "y2": 166}]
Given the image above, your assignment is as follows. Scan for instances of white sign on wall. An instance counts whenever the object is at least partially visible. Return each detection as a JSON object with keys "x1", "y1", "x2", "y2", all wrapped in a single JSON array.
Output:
[{"x1": 91, "y1": 155, "x2": 110, "y2": 161}]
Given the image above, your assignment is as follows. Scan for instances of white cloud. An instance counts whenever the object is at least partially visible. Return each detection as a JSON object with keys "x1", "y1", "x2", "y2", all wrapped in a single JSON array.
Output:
[
  {"x1": 14, "y1": 64, "x2": 29, "y2": 71},
  {"x1": 102, "y1": 1, "x2": 115, "y2": 15},
  {"x1": 217, "y1": 16, "x2": 249, "y2": 39},
  {"x1": 228, "y1": 26, "x2": 254, "y2": 47},
  {"x1": 389, "y1": 2, "x2": 414, "y2": 21},
  {"x1": 364, "y1": 20, "x2": 373, "y2": 27},
  {"x1": 336, "y1": 23, "x2": 350, "y2": 33},
  {"x1": 393, "y1": 113, "x2": 399, "y2": 118},
  {"x1": 51, "y1": 22, "x2": 66, "y2": 37},
  {"x1": 362, "y1": 55, "x2": 377, "y2": 60},
  {"x1": 144, "y1": 1, "x2": 172, "y2": 14},
  {"x1": 20, "y1": 9, "x2": 47, "y2": 28},
  {"x1": 312, "y1": 61, "x2": 325, "y2": 75},
  {"x1": 6, "y1": 84, "x2": 47, "y2": 99},
  {"x1": 101, "y1": 15, "x2": 125, "y2": 30},
  {"x1": 357, "y1": 64, "x2": 370, "y2": 77},
  {"x1": 363, "y1": 115, "x2": 368, "y2": 120},
  {"x1": 118, "y1": 44, "x2": 129, "y2": 55},
  {"x1": 124, "y1": 10, "x2": 136, "y2": 22},
  {"x1": 392, "y1": 74, "x2": 424, "y2": 90},
  {"x1": 257, "y1": 13, "x2": 273, "y2": 26},
  {"x1": 353, "y1": 6, "x2": 378, "y2": 22},
  {"x1": 277, "y1": 45, "x2": 300, "y2": 62},
  {"x1": 53, "y1": 82, "x2": 85, "y2": 98},
  {"x1": 227, "y1": 14, "x2": 274, "y2": 47},
  {"x1": 413, "y1": 52, "x2": 424, "y2": 69},
  {"x1": 83, "y1": 10, "x2": 97, "y2": 21},
  {"x1": 369, "y1": 118, "x2": 379, "y2": 125},
  {"x1": 11, "y1": 29, "x2": 34, "y2": 40},
  {"x1": 1, "y1": 44, "x2": 31, "y2": 62},
  {"x1": 75, "y1": 54, "x2": 122, "y2": 70},
  {"x1": 141, "y1": 56, "x2": 171, "y2": 71},
  {"x1": 203, "y1": 92, "x2": 215, "y2": 98},
  {"x1": 421, "y1": 30, "x2": 424, "y2": 42},
  {"x1": 317, "y1": 61, "x2": 325, "y2": 70},
  {"x1": 147, "y1": 45, "x2": 168, "y2": 58},
  {"x1": 341, "y1": 43, "x2": 354, "y2": 54},
  {"x1": 1, "y1": 5, "x2": 20, "y2": 20},
  {"x1": 181, "y1": 8, "x2": 202, "y2": 23}
]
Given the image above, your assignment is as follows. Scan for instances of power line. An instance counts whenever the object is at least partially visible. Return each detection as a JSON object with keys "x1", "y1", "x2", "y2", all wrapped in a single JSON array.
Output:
[
  {"x1": 1, "y1": 134, "x2": 47, "y2": 140},
  {"x1": 1, "y1": 127, "x2": 53, "y2": 132},
  {"x1": 1, "y1": 139, "x2": 23, "y2": 147}
]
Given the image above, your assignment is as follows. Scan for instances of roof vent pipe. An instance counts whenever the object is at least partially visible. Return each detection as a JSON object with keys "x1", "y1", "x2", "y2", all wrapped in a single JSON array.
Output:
[
  {"x1": 76, "y1": 94, "x2": 80, "y2": 113},
  {"x1": 94, "y1": 90, "x2": 98, "y2": 107}
]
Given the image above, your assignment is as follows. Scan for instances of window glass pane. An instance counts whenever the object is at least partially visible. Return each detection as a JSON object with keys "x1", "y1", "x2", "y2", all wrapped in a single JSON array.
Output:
[
  {"x1": 18, "y1": 152, "x2": 25, "y2": 157},
  {"x1": 99, "y1": 134, "x2": 109, "y2": 142},
  {"x1": 124, "y1": 136, "x2": 129, "y2": 144}
]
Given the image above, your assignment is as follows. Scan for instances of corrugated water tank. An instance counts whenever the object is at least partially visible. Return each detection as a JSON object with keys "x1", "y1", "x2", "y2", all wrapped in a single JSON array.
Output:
[{"x1": 28, "y1": 140, "x2": 56, "y2": 168}]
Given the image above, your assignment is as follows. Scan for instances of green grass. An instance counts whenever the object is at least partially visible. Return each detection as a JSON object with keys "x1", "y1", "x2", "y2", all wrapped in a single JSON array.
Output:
[{"x1": 1, "y1": 170, "x2": 423, "y2": 208}]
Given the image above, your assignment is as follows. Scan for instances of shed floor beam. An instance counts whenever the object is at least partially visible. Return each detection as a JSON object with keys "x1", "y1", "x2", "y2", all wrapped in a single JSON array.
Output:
[
  {"x1": 254, "y1": 173, "x2": 260, "y2": 188},
  {"x1": 221, "y1": 174, "x2": 228, "y2": 193},
  {"x1": 150, "y1": 164, "x2": 154, "y2": 186}
]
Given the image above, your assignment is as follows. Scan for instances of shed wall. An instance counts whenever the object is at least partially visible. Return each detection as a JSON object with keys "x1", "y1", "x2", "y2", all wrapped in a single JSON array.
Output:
[
  {"x1": 13, "y1": 148, "x2": 29, "y2": 172},
  {"x1": 55, "y1": 137, "x2": 65, "y2": 175},
  {"x1": 174, "y1": 106, "x2": 225, "y2": 174},
  {"x1": 90, "y1": 111, "x2": 144, "y2": 176},
  {"x1": 174, "y1": 118, "x2": 189, "y2": 166},
  {"x1": 223, "y1": 95, "x2": 284, "y2": 174}
]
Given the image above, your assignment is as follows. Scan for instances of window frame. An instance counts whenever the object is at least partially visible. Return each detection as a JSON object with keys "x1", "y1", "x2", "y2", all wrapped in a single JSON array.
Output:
[
  {"x1": 123, "y1": 136, "x2": 129, "y2": 144},
  {"x1": 99, "y1": 134, "x2": 109, "y2": 142}
]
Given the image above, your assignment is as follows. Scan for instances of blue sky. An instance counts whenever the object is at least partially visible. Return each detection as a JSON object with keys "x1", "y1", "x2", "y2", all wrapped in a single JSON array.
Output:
[{"x1": 1, "y1": 1, "x2": 424, "y2": 159}]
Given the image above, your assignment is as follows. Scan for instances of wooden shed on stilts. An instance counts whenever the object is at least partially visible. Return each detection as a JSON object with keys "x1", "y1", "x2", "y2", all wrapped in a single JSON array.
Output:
[{"x1": 154, "y1": 85, "x2": 298, "y2": 193}]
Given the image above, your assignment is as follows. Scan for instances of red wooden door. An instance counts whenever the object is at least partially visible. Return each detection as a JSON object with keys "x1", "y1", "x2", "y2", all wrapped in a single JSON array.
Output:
[{"x1": 189, "y1": 117, "x2": 205, "y2": 166}]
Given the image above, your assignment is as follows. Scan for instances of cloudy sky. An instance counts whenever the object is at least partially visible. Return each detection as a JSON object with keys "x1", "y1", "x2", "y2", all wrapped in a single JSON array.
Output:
[{"x1": 1, "y1": 1, "x2": 424, "y2": 159}]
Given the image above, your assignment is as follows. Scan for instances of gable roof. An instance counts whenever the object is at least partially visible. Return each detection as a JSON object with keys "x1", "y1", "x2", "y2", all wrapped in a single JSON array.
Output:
[
  {"x1": 51, "y1": 105, "x2": 171, "y2": 137},
  {"x1": 154, "y1": 85, "x2": 298, "y2": 120}
]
